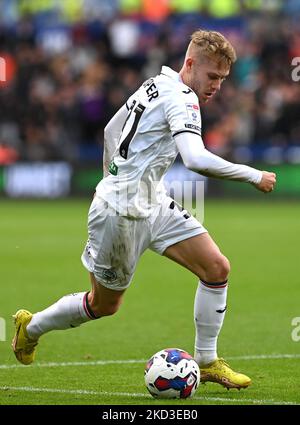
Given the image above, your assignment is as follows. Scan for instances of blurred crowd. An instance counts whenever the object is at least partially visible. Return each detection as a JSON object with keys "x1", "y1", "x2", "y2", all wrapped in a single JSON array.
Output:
[{"x1": 0, "y1": 0, "x2": 300, "y2": 165}]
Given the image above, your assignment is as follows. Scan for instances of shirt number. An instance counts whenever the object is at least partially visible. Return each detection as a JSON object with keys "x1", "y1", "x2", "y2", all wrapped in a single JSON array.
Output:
[{"x1": 119, "y1": 101, "x2": 146, "y2": 159}]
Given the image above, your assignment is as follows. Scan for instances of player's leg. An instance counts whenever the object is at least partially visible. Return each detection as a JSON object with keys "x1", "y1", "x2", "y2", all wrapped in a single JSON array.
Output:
[
  {"x1": 164, "y1": 231, "x2": 229, "y2": 283},
  {"x1": 88, "y1": 272, "x2": 126, "y2": 317},
  {"x1": 27, "y1": 272, "x2": 126, "y2": 336},
  {"x1": 164, "y1": 233, "x2": 251, "y2": 389},
  {"x1": 151, "y1": 199, "x2": 228, "y2": 365},
  {"x1": 150, "y1": 198, "x2": 250, "y2": 389},
  {"x1": 12, "y1": 276, "x2": 126, "y2": 365},
  {"x1": 163, "y1": 232, "x2": 230, "y2": 364}
]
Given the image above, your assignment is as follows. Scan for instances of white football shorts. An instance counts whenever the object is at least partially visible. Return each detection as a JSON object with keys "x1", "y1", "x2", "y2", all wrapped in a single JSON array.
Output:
[{"x1": 81, "y1": 195, "x2": 207, "y2": 290}]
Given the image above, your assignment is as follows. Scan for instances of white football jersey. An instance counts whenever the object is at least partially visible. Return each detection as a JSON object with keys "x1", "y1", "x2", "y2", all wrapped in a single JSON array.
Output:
[{"x1": 96, "y1": 66, "x2": 202, "y2": 217}]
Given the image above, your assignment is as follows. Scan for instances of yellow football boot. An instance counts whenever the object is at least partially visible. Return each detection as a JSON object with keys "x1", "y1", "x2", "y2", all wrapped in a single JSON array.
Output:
[
  {"x1": 12, "y1": 309, "x2": 38, "y2": 365},
  {"x1": 200, "y1": 358, "x2": 251, "y2": 390}
]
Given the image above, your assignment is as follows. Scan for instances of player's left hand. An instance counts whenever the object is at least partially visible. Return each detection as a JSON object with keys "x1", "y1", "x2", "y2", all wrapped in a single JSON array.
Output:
[{"x1": 254, "y1": 171, "x2": 276, "y2": 193}]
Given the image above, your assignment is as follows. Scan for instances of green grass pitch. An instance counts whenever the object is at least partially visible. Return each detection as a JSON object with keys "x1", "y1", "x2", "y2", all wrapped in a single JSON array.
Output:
[{"x1": 0, "y1": 198, "x2": 299, "y2": 405}]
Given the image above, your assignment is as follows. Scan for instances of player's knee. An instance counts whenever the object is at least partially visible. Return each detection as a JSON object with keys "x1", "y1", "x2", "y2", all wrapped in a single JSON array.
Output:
[
  {"x1": 220, "y1": 255, "x2": 231, "y2": 280},
  {"x1": 204, "y1": 255, "x2": 230, "y2": 283}
]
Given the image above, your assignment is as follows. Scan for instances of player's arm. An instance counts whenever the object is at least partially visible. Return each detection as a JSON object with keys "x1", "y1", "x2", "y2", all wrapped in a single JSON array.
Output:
[
  {"x1": 175, "y1": 132, "x2": 276, "y2": 193},
  {"x1": 103, "y1": 104, "x2": 128, "y2": 177}
]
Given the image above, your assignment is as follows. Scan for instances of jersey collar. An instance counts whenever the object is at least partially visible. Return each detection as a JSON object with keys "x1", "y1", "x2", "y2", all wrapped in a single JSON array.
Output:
[{"x1": 161, "y1": 66, "x2": 182, "y2": 83}]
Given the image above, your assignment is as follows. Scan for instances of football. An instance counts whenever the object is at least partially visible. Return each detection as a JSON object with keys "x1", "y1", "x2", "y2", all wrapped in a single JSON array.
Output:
[{"x1": 144, "y1": 348, "x2": 200, "y2": 399}]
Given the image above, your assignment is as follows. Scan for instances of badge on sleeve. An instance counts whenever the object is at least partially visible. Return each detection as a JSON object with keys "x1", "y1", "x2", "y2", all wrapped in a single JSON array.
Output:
[{"x1": 186, "y1": 103, "x2": 201, "y2": 123}]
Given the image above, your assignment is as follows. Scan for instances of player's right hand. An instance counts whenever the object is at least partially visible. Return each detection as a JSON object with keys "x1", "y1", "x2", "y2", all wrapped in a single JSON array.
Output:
[{"x1": 254, "y1": 171, "x2": 276, "y2": 193}]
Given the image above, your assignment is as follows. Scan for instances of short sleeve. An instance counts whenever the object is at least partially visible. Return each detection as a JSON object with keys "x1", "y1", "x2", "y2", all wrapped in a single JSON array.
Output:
[{"x1": 163, "y1": 88, "x2": 202, "y2": 137}]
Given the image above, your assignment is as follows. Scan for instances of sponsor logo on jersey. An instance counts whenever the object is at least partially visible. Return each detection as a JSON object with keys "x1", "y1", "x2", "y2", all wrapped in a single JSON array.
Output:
[
  {"x1": 184, "y1": 123, "x2": 201, "y2": 133},
  {"x1": 108, "y1": 160, "x2": 118, "y2": 176},
  {"x1": 185, "y1": 103, "x2": 201, "y2": 123}
]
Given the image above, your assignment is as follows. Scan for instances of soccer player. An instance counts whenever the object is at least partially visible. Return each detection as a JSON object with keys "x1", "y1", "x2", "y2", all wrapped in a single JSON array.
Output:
[{"x1": 12, "y1": 30, "x2": 276, "y2": 390}]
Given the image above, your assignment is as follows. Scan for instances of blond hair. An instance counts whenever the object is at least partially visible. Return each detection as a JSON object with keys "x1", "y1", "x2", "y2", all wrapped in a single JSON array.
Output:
[{"x1": 188, "y1": 29, "x2": 237, "y2": 67}]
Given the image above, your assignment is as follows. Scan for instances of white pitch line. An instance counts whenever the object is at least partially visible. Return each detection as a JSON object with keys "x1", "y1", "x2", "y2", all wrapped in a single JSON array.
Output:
[
  {"x1": 1, "y1": 353, "x2": 300, "y2": 370},
  {"x1": 0, "y1": 359, "x2": 147, "y2": 370},
  {"x1": 0, "y1": 386, "x2": 298, "y2": 405}
]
